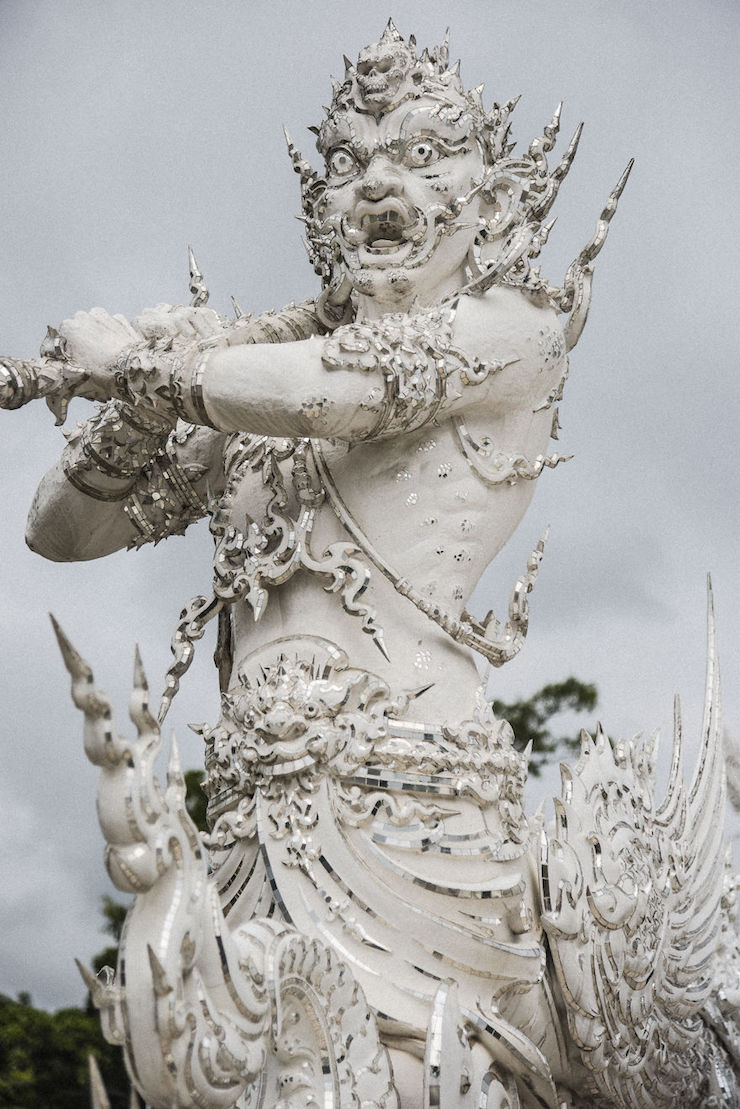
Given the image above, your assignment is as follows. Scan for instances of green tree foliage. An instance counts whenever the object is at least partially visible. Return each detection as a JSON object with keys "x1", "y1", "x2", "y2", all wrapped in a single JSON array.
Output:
[
  {"x1": 492, "y1": 676, "x2": 598, "y2": 777},
  {"x1": 91, "y1": 896, "x2": 128, "y2": 977},
  {"x1": 0, "y1": 993, "x2": 128, "y2": 1109},
  {"x1": 184, "y1": 768, "x2": 208, "y2": 833}
]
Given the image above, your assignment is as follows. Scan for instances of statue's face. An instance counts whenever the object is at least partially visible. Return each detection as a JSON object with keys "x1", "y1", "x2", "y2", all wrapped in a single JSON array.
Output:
[{"x1": 320, "y1": 95, "x2": 486, "y2": 306}]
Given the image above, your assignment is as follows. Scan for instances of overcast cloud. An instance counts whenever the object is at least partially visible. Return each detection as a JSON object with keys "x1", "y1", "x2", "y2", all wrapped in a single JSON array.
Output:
[{"x1": 1, "y1": 0, "x2": 738, "y2": 1010}]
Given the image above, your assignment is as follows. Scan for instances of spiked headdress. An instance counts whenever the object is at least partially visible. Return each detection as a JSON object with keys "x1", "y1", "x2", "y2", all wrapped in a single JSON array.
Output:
[
  {"x1": 316, "y1": 19, "x2": 513, "y2": 168},
  {"x1": 286, "y1": 20, "x2": 631, "y2": 345}
]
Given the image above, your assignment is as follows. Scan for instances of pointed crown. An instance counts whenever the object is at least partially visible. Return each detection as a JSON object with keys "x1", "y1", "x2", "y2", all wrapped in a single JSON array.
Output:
[{"x1": 316, "y1": 20, "x2": 513, "y2": 166}]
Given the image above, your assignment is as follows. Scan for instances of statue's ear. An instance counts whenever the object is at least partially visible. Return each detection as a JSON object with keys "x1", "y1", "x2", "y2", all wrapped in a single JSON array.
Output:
[{"x1": 477, "y1": 173, "x2": 528, "y2": 262}]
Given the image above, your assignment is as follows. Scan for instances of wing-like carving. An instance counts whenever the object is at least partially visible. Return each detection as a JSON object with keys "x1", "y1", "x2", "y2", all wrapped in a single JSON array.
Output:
[
  {"x1": 53, "y1": 618, "x2": 398, "y2": 1109},
  {"x1": 541, "y1": 582, "x2": 739, "y2": 1107}
]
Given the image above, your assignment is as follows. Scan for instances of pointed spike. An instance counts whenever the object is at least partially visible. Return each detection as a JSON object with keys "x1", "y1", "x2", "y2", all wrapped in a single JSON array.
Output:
[
  {"x1": 409, "y1": 682, "x2": 435, "y2": 700},
  {"x1": 523, "y1": 738, "x2": 533, "y2": 761},
  {"x1": 595, "y1": 722, "x2": 608, "y2": 752},
  {"x1": 283, "y1": 125, "x2": 317, "y2": 188},
  {"x1": 579, "y1": 728, "x2": 592, "y2": 757},
  {"x1": 372, "y1": 627, "x2": 391, "y2": 663},
  {"x1": 689, "y1": 573, "x2": 722, "y2": 806},
  {"x1": 167, "y1": 730, "x2": 184, "y2": 789},
  {"x1": 51, "y1": 614, "x2": 93, "y2": 685},
  {"x1": 384, "y1": 17, "x2": 403, "y2": 42},
  {"x1": 187, "y1": 245, "x2": 209, "y2": 308},
  {"x1": 130, "y1": 645, "x2": 162, "y2": 738},
  {"x1": 330, "y1": 76, "x2": 341, "y2": 96},
  {"x1": 133, "y1": 645, "x2": 149, "y2": 694},
  {"x1": 642, "y1": 728, "x2": 659, "y2": 780},
  {"x1": 230, "y1": 295, "x2": 244, "y2": 319},
  {"x1": 613, "y1": 158, "x2": 635, "y2": 201},
  {"x1": 566, "y1": 157, "x2": 635, "y2": 282},
  {"x1": 88, "y1": 1053, "x2": 112, "y2": 1109},
  {"x1": 76, "y1": 958, "x2": 100, "y2": 994},
  {"x1": 438, "y1": 27, "x2": 450, "y2": 69},
  {"x1": 553, "y1": 122, "x2": 584, "y2": 187},
  {"x1": 307, "y1": 124, "x2": 320, "y2": 136},
  {"x1": 553, "y1": 795, "x2": 567, "y2": 835},
  {"x1": 147, "y1": 945, "x2": 172, "y2": 997},
  {"x1": 343, "y1": 54, "x2": 353, "y2": 74}
]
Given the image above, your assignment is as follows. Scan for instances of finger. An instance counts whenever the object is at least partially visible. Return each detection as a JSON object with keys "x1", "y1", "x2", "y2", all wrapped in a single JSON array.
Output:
[
  {"x1": 132, "y1": 305, "x2": 178, "y2": 339},
  {"x1": 112, "y1": 313, "x2": 141, "y2": 342},
  {"x1": 189, "y1": 307, "x2": 223, "y2": 338}
]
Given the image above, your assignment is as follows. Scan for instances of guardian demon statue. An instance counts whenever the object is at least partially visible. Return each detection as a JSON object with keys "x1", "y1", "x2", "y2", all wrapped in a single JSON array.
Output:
[{"x1": 2, "y1": 21, "x2": 738, "y2": 1109}]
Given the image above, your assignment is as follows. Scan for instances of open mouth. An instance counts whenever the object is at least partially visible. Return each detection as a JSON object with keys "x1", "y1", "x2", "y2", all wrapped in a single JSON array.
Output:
[
  {"x1": 362, "y1": 208, "x2": 407, "y2": 252},
  {"x1": 336, "y1": 200, "x2": 430, "y2": 267}
]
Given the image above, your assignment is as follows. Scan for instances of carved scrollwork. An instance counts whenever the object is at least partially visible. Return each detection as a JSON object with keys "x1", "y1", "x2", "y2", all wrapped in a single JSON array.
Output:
[
  {"x1": 541, "y1": 586, "x2": 740, "y2": 1108},
  {"x1": 55, "y1": 621, "x2": 397, "y2": 1109},
  {"x1": 321, "y1": 304, "x2": 507, "y2": 441}
]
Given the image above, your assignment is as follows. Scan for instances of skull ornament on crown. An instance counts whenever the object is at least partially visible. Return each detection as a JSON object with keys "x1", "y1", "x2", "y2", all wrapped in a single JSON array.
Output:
[
  {"x1": 354, "y1": 23, "x2": 419, "y2": 109},
  {"x1": 285, "y1": 20, "x2": 583, "y2": 325}
]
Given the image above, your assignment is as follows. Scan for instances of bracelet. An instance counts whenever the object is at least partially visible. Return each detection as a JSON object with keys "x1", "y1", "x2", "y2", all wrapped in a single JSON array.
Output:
[
  {"x1": 124, "y1": 447, "x2": 208, "y2": 548},
  {"x1": 321, "y1": 305, "x2": 456, "y2": 439},
  {"x1": 113, "y1": 339, "x2": 219, "y2": 429},
  {"x1": 169, "y1": 347, "x2": 217, "y2": 429},
  {"x1": 62, "y1": 400, "x2": 171, "y2": 501}
]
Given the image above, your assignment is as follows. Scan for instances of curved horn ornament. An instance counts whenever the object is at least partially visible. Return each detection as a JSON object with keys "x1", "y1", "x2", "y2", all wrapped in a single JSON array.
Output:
[{"x1": 541, "y1": 580, "x2": 736, "y2": 1108}]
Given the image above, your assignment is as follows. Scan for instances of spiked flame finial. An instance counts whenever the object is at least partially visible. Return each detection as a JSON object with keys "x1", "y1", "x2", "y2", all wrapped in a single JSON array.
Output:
[
  {"x1": 283, "y1": 126, "x2": 317, "y2": 190},
  {"x1": 187, "y1": 245, "x2": 209, "y2": 307}
]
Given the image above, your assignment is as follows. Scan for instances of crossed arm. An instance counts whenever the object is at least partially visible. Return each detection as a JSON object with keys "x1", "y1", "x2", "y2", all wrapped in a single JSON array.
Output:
[{"x1": 23, "y1": 287, "x2": 565, "y2": 562}]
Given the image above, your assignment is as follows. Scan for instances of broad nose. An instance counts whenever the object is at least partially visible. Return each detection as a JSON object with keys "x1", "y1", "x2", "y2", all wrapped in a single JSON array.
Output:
[{"x1": 359, "y1": 154, "x2": 401, "y2": 202}]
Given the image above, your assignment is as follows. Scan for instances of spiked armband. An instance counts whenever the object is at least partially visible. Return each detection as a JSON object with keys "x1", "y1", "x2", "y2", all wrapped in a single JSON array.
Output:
[
  {"x1": 321, "y1": 303, "x2": 497, "y2": 440},
  {"x1": 124, "y1": 436, "x2": 209, "y2": 549},
  {"x1": 110, "y1": 339, "x2": 218, "y2": 429},
  {"x1": 113, "y1": 300, "x2": 325, "y2": 430},
  {"x1": 62, "y1": 400, "x2": 173, "y2": 501}
]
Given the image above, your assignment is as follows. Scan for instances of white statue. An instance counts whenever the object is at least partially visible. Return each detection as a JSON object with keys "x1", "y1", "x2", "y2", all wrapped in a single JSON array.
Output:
[{"x1": 1, "y1": 22, "x2": 738, "y2": 1109}]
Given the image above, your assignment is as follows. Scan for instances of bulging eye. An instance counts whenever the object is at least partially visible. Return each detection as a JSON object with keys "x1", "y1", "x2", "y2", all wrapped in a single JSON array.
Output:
[
  {"x1": 405, "y1": 140, "x2": 440, "y2": 168},
  {"x1": 328, "y1": 148, "x2": 358, "y2": 177}
]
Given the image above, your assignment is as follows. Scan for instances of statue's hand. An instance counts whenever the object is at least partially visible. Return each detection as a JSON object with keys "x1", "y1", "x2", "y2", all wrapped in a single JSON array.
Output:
[
  {"x1": 132, "y1": 303, "x2": 224, "y2": 343},
  {"x1": 54, "y1": 307, "x2": 141, "y2": 392},
  {"x1": 55, "y1": 306, "x2": 226, "y2": 424},
  {"x1": 1, "y1": 305, "x2": 228, "y2": 425},
  {"x1": 0, "y1": 354, "x2": 89, "y2": 423}
]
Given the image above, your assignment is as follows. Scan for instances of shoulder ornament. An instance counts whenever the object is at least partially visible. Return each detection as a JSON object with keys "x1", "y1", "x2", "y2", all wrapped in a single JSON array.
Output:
[{"x1": 321, "y1": 304, "x2": 506, "y2": 440}]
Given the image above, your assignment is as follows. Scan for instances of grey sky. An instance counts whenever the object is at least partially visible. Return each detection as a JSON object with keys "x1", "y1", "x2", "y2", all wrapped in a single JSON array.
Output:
[{"x1": 1, "y1": 0, "x2": 738, "y2": 1010}]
